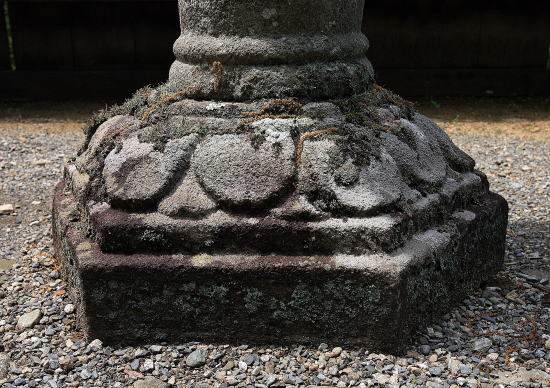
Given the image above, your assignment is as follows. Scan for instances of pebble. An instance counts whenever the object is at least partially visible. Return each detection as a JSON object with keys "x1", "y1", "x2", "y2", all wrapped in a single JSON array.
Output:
[
  {"x1": 87, "y1": 338, "x2": 103, "y2": 351},
  {"x1": 134, "y1": 348, "x2": 148, "y2": 358},
  {"x1": 448, "y1": 358, "x2": 462, "y2": 374},
  {"x1": 16, "y1": 309, "x2": 42, "y2": 328},
  {"x1": 130, "y1": 359, "x2": 140, "y2": 370},
  {"x1": 59, "y1": 357, "x2": 74, "y2": 372},
  {"x1": 0, "y1": 204, "x2": 14, "y2": 215},
  {"x1": 420, "y1": 344, "x2": 431, "y2": 355},
  {"x1": 0, "y1": 111, "x2": 548, "y2": 387},
  {"x1": 472, "y1": 338, "x2": 492, "y2": 352},
  {"x1": 0, "y1": 353, "x2": 9, "y2": 379},
  {"x1": 221, "y1": 360, "x2": 234, "y2": 371},
  {"x1": 63, "y1": 303, "x2": 75, "y2": 314},
  {"x1": 140, "y1": 358, "x2": 154, "y2": 372},
  {"x1": 133, "y1": 376, "x2": 169, "y2": 388},
  {"x1": 186, "y1": 349, "x2": 207, "y2": 367},
  {"x1": 265, "y1": 374, "x2": 277, "y2": 386},
  {"x1": 241, "y1": 353, "x2": 258, "y2": 366}
]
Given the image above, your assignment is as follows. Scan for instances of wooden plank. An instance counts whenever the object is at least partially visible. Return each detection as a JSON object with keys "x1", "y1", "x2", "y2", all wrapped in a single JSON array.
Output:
[
  {"x1": 478, "y1": 0, "x2": 550, "y2": 68},
  {"x1": 0, "y1": 0, "x2": 11, "y2": 70},
  {"x1": 9, "y1": 2, "x2": 74, "y2": 69},
  {"x1": 134, "y1": 1, "x2": 179, "y2": 68},
  {"x1": 363, "y1": 0, "x2": 483, "y2": 68},
  {"x1": 71, "y1": 2, "x2": 136, "y2": 68}
]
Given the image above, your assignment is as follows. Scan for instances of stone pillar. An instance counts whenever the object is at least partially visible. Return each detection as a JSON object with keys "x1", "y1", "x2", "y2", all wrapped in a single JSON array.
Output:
[{"x1": 169, "y1": 0, "x2": 374, "y2": 100}]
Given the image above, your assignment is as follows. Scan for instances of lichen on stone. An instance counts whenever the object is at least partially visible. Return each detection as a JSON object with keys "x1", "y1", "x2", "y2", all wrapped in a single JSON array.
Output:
[{"x1": 242, "y1": 280, "x2": 382, "y2": 332}]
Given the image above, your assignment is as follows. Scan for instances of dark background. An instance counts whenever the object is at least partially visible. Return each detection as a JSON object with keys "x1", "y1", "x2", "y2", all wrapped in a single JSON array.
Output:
[{"x1": 1, "y1": 0, "x2": 549, "y2": 101}]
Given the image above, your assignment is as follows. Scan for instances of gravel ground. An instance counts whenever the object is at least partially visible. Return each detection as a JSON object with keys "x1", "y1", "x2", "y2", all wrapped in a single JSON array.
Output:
[{"x1": 0, "y1": 111, "x2": 548, "y2": 387}]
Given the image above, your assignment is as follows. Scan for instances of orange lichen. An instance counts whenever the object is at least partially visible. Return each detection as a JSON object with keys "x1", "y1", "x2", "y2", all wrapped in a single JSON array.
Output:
[
  {"x1": 243, "y1": 98, "x2": 301, "y2": 116},
  {"x1": 295, "y1": 127, "x2": 340, "y2": 167},
  {"x1": 141, "y1": 83, "x2": 201, "y2": 122},
  {"x1": 212, "y1": 61, "x2": 224, "y2": 92}
]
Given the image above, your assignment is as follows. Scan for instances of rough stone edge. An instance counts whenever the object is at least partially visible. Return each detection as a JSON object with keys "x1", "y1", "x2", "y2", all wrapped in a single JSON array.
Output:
[{"x1": 52, "y1": 181, "x2": 508, "y2": 354}]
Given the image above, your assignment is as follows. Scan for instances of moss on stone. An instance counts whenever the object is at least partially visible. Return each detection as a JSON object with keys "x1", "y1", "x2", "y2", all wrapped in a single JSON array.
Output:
[
  {"x1": 326, "y1": 85, "x2": 416, "y2": 166},
  {"x1": 80, "y1": 85, "x2": 153, "y2": 154},
  {"x1": 332, "y1": 85, "x2": 415, "y2": 126},
  {"x1": 138, "y1": 121, "x2": 207, "y2": 151}
]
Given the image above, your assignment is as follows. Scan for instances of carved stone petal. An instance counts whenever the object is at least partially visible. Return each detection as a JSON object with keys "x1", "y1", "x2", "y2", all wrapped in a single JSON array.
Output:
[
  {"x1": 413, "y1": 113, "x2": 475, "y2": 172},
  {"x1": 192, "y1": 134, "x2": 295, "y2": 209},
  {"x1": 333, "y1": 149, "x2": 403, "y2": 214},
  {"x1": 77, "y1": 115, "x2": 139, "y2": 172},
  {"x1": 103, "y1": 135, "x2": 198, "y2": 207},
  {"x1": 299, "y1": 140, "x2": 404, "y2": 215},
  {"x1": 158, "y1": 173, "x2": 217, "y2": 217},
  {"x1": 270, "y1": 194, "x2": 327, "y2": 221},
  {"x1": 395, "y1": 119, "x2": 447, "y2": 187}
]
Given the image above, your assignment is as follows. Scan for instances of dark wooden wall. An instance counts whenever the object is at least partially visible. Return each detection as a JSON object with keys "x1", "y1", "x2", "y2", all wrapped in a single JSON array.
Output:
[{"x1": 1, "y1": 0, "x2": 549, "y2": 101}]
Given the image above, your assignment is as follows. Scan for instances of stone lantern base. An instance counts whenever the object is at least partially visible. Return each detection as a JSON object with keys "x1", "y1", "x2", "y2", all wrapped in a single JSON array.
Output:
[
  {"x1": 53, "y1": 183, "x2": 506, "y2": 353},
  {"x1": 53, "y1": 0, "x2": 508, "y2": 352},
  {"x1": 52, "y1": 0, "x2": 508, "y2": 353}
]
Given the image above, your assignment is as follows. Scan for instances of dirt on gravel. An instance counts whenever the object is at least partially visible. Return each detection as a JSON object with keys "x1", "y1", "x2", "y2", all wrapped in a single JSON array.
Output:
[
  {"x1": 0, "y1": 97, "x2": 549, "y2": 139},
  {"x1": 0, "y1": 96, "x2": 548, "y2": 387}
]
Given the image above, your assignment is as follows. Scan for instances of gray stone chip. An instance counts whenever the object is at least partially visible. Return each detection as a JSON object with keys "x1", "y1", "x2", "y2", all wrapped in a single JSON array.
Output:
[
  {"x1": 0, "y1": 353, "x2": 9, "y2": 379},
  {"x1": 133, "y1": 376, "x2": 169, "y2": 388},
  {"x1": 17, "y1": 309, "x2": 42, "y2": 329},
  {"x1": 186, "y1": 349, "x2": 207, "y2": 367}
]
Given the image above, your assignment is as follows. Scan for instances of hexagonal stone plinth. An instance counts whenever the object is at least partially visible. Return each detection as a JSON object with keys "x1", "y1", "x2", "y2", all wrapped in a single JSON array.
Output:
[{"x1": 53, "y1": 181, "x2": 507, "y2": 353}]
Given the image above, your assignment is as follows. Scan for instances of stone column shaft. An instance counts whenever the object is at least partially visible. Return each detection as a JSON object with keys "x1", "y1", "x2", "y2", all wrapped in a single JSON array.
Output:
[{"x1": 169, "y1": 0, "x2": 374, "y2": 100}]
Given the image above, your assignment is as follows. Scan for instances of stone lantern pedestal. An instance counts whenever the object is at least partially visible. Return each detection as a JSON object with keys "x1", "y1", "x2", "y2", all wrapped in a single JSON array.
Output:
[{"x1": 52, "y1": 0, "x2": 507, "y2": 353}]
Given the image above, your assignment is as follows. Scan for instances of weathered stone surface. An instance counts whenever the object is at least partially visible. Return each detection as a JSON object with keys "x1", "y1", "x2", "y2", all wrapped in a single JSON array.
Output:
[
  {"x1": 383, "y1": 119, "x2": 447, "y2": 187},
  {"x1": 52, "y1": 182, "x2": 507, "y2": 353},
  {"x1": 301, "y1": 102, "x2": 344, "y2": 119},
  {"x1": 299, "y1": 139, "x2": 403, "y2": 215},
  {"x1": 103, "y1": 135, "x2": 198, "y2": 208},
  {"x1": 52, "y1": 95, "x2": 507, "y2": 353},
  {"x1": 270, "y1": 194, "x2": 327, "y2": 221},
  {"x1": 158, "y1": 173, "x2": 217, "y2": 217},
  {"x1": 89, "y1": 202, "x2": 408, "y2": 255},
  {"x1": 192, "y1": 134, "x2": 295, "y2": 209},
  {"x1": 77, "y1": 115, "x2": 140, "y2": 173}
]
